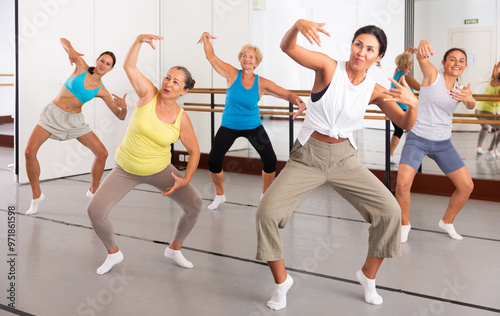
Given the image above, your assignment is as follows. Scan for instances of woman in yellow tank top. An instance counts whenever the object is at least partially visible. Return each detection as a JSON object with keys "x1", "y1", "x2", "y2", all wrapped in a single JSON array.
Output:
[
  {"x1": 475, "y1": 61, "x2": 500, "y2": 159},
  {"x1": 87, "y1": 34, "x2": 202, "y2": 275}
]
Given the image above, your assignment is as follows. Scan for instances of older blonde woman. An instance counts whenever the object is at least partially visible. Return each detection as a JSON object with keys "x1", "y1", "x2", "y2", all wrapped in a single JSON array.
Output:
[
  {"x1": 198, "y1": 32, "x2": 305, "y2": 210},
  {"x1": 389, "y1": 47, "x2": 421, "y2": 164}
]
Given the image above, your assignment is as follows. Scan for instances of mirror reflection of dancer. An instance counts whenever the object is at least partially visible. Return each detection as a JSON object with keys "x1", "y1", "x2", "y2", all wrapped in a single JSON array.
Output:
[
  {"x1": 255, "y1": 20, "x2": 418, "y2": 310},
  {"x1": 25, "y1": 38, "x2": 127, "y2": 215},
  {"x1": 475, "y1": 60, "x2": 500, "y2": 159},
  {"x1": 389, "y1": 47, "x2": 421, "y2": 164},
  {"x1": 198, "y1": 32, "x2": 304, "y2": 210},
  {"x1": 397, "y1": 40, "x2": 476, "y2": 243},
  {"x1": 87, "y1": 35, "x2": 202, "y2": 275}
]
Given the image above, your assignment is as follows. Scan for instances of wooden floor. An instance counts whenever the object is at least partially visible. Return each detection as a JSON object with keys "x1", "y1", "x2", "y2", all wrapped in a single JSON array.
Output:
[{"x1": 0, "y1": 146, "x2": 499, "y2": 316}]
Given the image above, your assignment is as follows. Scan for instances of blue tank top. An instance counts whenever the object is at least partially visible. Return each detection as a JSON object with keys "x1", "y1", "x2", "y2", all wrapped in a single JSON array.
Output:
[
  {"x1": 64, "y1": 69, "x2": 103, "y2": 104},
  {"x1": 391, "y1": 70, "x2": 413, "y2": 111},
  {"x1": 221, "y1": 70, "x2": 261, "y2": 130}
]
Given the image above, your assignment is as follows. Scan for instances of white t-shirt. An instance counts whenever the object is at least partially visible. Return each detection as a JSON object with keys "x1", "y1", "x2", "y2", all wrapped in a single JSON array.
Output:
[{"x1": 410, "y1": 71, "x2": 461, "y2": 141}]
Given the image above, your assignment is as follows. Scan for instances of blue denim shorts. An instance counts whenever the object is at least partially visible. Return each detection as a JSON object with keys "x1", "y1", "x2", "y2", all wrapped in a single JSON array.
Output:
[{"x1": 400, "y1": 131, "x2": 465, "y2": 174}]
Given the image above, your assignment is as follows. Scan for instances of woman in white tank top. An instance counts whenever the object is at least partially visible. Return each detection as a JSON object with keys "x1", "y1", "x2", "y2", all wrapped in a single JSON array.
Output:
[{"x1": 255, "y1": 19, "x2": 419, "y2": 310}]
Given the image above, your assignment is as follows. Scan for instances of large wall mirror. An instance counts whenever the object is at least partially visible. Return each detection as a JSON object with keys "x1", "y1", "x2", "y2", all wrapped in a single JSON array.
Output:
[
  {"x1": 413, "y1": 0, "x2": 499, "y2": 180},
  {"x1": 219, "y1": 0, "x2": 499, "y2": 182}
]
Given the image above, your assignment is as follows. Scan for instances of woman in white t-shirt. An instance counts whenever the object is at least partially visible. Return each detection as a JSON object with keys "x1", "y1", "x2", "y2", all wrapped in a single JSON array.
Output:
[
  {"x1": 396, "y1": 41, "x2": 476, "y2": 243},
  {"x1": 255, "y1": 19, "x2": 418, "y2": 311}
]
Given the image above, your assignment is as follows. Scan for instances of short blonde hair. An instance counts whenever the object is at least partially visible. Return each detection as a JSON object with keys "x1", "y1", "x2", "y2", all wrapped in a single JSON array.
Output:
[
  {"x1": 238, "y1": 44, "x2": 263, "y2": 67},
  {"x1": 395, "y1": 52, "x2": 413, "y2": 72}
]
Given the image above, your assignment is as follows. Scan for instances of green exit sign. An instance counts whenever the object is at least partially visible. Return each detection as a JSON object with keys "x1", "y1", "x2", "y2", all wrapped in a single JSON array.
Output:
[{"x1": 464, "y1": 19, "x2": 479, "y2": 24}]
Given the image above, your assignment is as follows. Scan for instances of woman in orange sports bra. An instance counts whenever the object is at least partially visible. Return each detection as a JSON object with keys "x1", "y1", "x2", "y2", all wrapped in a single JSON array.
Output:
[{"x1": 25, "y1": 38, "x2": 128, "y2": 215}]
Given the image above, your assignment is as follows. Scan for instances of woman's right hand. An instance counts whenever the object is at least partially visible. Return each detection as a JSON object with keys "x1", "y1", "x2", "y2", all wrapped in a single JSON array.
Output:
[
  {"x1": 295, "y1": 19, "x2": 331, "y2": 46},
  {"x1": 418, "y1": 40, "x2": 433, "y2": 58},
  {"x1": 137, "y1": 34, "x2": 164, "y2": 50},
  {"x1": 197, "y1": 32, "x2": 217, "y2": 44}
]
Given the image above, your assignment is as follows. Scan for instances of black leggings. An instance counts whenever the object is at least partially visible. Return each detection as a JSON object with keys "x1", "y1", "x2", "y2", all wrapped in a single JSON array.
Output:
[
  {"x1": 208, "y1": 125, "x2": 277, "y2": 174},
  {"x1": 392, "y1": 121, "x2": 404, "y2": 139}
]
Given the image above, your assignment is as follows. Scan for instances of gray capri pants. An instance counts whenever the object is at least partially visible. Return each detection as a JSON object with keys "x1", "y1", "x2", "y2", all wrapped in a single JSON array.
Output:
[
  {"x1": 88, "y1": 164, "x2": 202, "y2": 250},
  {"x1": 256, "y1": 138, "x2": 402, "y2": 262},
  {"x1": 39, "y1": 102, "x2": 92, "y2": 141}
]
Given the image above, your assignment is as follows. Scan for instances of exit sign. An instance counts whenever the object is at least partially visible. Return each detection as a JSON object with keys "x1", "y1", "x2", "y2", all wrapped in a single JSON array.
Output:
[{"x1": 464, "y1": 19, "x2": 479, "y2": 24}]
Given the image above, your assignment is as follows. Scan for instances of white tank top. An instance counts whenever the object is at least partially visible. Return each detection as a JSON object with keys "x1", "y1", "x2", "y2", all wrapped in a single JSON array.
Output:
[
  {"x1": 297, "y1": 61, "x2": 376, "y2": 149},
  {"x1": 410, "y1": 71, "x2": 460, "y2": 141}
]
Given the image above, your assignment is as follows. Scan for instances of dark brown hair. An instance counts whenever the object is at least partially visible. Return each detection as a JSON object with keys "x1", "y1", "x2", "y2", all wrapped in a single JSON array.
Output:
[
  {"x1": 443, "y1": 48, "x2": 467, "y2": 64},
  {"x1": 170, "y1": 66, "x2": 196, "y2": 90},
  {"x1": 88, "y1": 51, "x2": 116, "y2": 75}
]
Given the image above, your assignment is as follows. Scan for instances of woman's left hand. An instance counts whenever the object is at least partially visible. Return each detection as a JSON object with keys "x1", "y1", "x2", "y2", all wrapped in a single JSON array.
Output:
[
  {"x1": 112, "y1": 93, "x2": 128, "y2": 111},
  {"x1": 163, "y1": 173, "x2": 188, "y2": 196},
  {"x1": 383, "y1": 76, "x2": 418, "y2": 109},
  {"x1": 451, "y1": 84, "x2": 476, "y2": 106}
]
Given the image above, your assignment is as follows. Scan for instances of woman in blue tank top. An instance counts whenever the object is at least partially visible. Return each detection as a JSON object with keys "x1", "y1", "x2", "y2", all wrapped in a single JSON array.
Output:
[
  {"x1": 396, "y1": 40, "x2": 476, "y2": 243},
  {"x1": 389, "y1": 47, "x2": 421, "y2": 164},
  {"x1": 198, "y1": 32, "x2": 305, "y2": 210},
  {"x1": 25, "y1": 38, "x2": 128, "y2": 215}
]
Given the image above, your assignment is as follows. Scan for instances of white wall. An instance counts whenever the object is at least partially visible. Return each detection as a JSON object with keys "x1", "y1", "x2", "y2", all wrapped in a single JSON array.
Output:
[{"x1": 0, "y1": 0, "x2": 16, "y2": 117}]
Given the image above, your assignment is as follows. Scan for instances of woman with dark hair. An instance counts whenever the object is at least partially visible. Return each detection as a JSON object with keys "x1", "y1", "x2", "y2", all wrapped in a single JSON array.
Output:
[
  {"x1": 25, "y1": 38, "x2": 127, "y2": 215},
  {"x1": 475, "y1": 60, "x2": 500, "y2": 159},
  {"x1": 389, "y1": 46, "x2": 421, "y2": 164},
  {"x1": 396, "y1": 41, "x2": 476, "y2": 243},
  {"x1": 255, "y1": 19, "x2": 418, "y2": 310},
  {"x1": 198, "y1": 32, "x2": 304, "y2": 210},
  {"x1": 87, "y1": 34, "x2": 202, "y2": 275}
]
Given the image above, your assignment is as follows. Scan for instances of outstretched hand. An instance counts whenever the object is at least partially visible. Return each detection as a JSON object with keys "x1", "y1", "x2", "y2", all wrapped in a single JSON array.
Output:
[
  {"x1": 451, "y1": 83, "x2": 476, "y2": 108},
  {"x1": 137, "y1": 34, "x2": 164, "y2": 50},
  {"x1": 163, "y1": 172, "x2": 189, "y2": 196},
  {"x1": 112, "y1": 93, "x2": 127, "y2": 111},
  {"x1": 295, "y1": 19, "x2": 331, "y2": 46},
  {"x1": 383, "y1": 76, "x2": 418, "y2": 109},
  {"x1": 197, "y1": 32, "x2": 217, "y2": 44},
  {"x1": 293, "y1": 99, "x2": 306, "y2": 120}
]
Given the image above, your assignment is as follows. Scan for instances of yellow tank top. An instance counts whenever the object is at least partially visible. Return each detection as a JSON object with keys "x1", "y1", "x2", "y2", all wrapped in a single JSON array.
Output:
[
  {"x1": 115, "y1": 93, "x2": 184, "y2": 176},
  {"x1": 475, "y1": 80, "x2": 500, "y2": 113}
]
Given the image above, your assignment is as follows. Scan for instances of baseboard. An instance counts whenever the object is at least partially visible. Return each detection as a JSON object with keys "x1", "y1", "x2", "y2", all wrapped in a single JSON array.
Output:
[{"x1": 174, "y1": 151, "x2": 500, "y2": 202}]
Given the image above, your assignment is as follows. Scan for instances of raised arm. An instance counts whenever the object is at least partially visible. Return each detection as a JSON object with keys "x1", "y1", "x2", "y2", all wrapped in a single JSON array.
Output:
[
  {"x1": 197, "y1": 32, "x2": 237, "y2": 85},
  {"x1": 163, "y1": 112, "x2": 200, "y2": 196},
  {"x1": 490, "y1": 60, "x2": 500, "y2": 80},
  {"x1": 280, "y1": 19, "x2": 336, "y2": 90},
  {"x1": 260, "y1": 77, "x2": 305, "y2": 120},
  {"x1": 416, "y1": 40, "x2": 438, "y2": 87},
  {"x1": 60, "y1": 38, "x2": 88, "y2": 71},
  {"x1": 123, "y1": 34, "x2": 163, "y2": 99}
]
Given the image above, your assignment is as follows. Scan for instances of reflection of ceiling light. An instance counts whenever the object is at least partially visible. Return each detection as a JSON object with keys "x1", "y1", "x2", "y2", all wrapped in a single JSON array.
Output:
[{"x1": 253, "y1": 0, "x2": 265, "y2": 10}]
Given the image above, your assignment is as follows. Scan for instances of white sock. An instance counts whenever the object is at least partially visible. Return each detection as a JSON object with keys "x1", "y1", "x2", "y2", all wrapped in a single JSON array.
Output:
[
  {"x1": 97, "y1": 250, "x2": 123, "y2": 275},
  {"x1": 164, "y1": 248, "x2": 193, "y2": 269},
  {"x1": 86, "y1": 189, "x2": 94, "y2": 198},
  {"x1": 401, "y1": 223, "x2": 411, "y2": 243},
  {"x1": 267, "y1": 274, "x2": 294, "y2": 311},
  {"x1": 26, "y1": 193, "x2": 45, "y2": 215},
  {"x1": 208, "y1": 194, "x2": 226, "y2": 210},
  {"x1": 438, "y1": 219, "x2": 463, "y2": 240},
  {"x1": 356, "y1": 269, "x2": 383, "y2": 305}
]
